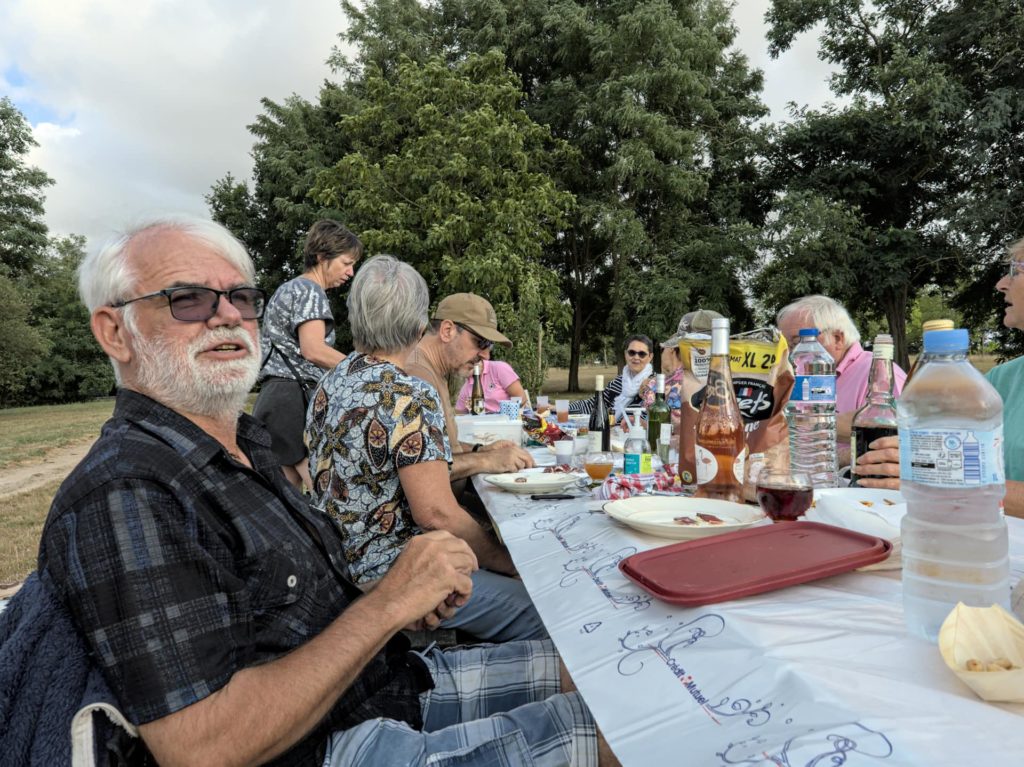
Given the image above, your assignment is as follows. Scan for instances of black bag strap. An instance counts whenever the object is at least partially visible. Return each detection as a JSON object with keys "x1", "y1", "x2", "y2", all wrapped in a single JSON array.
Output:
[{"x1": 266, "y1": 342, "x2": 313, "y2": 407}]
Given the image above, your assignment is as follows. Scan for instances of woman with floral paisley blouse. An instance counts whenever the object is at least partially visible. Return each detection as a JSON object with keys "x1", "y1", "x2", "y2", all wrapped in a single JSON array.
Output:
[{"x1": 305, "y1": 255, "x2": 545, "y2": 642}]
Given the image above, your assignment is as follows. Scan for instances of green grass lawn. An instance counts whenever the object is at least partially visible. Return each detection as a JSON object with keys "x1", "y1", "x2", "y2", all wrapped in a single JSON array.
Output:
[{"x1": 0, "y1": 398, "x2": 115, "y2": 470}]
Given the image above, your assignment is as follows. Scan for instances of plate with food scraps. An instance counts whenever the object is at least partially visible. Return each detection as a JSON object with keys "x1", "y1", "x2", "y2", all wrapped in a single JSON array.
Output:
[
  {"x1": 484, "y1": 467, "x2": 589, "y2": 494},
  {"x1": 602, "y1": 496, "x2": 765, "y2": 539}
]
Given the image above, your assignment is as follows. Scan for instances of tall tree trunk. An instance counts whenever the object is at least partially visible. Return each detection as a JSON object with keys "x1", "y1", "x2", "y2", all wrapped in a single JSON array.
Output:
[
  {"x1": 568, "y1": 297, "x2": 583, "y2": 392},
  {"x1": 882, "y1": 287, "x2": 910, "y2": 371}
]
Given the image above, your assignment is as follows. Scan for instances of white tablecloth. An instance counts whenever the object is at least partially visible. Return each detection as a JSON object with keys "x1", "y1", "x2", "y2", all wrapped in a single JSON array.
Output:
[{"x1": 475, "y1": 457, "x2": 1024, "y2": 766}]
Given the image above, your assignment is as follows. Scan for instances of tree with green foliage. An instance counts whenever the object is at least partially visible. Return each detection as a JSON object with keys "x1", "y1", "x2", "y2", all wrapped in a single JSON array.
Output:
[
  {"x1": 0, "y1": 97, "x2": 52, "y2": 277},
  {"x1": 0, "y1": 272, "x2": 49, "y2": 404},
  {"x1": 337, "y1": 0, "x2": 770, "y2": 388},
  {"x1": 763, "y1": 0, "x2": 1024, "y2": 367},
  {"x1": 312, "y1": 52, "x2": 574, "y2": 391},
  {"x1": 24, "y1": 236, "x2": 115, "y2": 403},
  {"x1": 207, "y1": 82, "x2": 361, "y2": 291}
]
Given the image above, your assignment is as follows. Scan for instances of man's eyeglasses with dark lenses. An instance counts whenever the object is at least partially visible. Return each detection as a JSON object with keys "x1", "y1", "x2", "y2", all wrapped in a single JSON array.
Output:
[
  {"x1": 111, "y1": 286, "x2": 267, "y2": 323},
  {"x1": 626, "y1": 349, "x2": 650, "y2": 358},
  {"x1": 456, "y1": 322, "x2": 494, "y2": 351}
]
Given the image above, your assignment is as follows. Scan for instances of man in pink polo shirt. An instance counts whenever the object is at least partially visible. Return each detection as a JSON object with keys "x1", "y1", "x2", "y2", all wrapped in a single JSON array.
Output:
[{"x1": 776, "y1": 294, "x2": 907, "y2": 464}]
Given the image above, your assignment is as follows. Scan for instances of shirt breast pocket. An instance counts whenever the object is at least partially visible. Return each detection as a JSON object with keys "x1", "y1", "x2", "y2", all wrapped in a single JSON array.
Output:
[{"x1": 243, "y1": 543, "x2": 335, "y2": 643}]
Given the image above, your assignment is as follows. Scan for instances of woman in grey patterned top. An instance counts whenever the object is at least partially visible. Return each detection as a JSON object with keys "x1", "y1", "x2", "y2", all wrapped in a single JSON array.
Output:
[{"x1": 253, "y1": 220, "x2": 363, "y2": 490}]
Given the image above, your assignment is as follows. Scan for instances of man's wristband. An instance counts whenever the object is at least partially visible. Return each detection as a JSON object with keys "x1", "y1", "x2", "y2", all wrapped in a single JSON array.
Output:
[{"x1": 472, "y1": 443, "x2": 483, "y2": 452}]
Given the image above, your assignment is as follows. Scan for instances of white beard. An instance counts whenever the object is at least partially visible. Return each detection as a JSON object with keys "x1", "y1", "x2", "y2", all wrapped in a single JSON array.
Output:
[{"x1": 131, "y1": 325, "x2": 261, "y2": 419}]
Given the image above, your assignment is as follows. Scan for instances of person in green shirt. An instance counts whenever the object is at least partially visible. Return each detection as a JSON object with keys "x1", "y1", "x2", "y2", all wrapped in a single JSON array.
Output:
[{"x1": 854, "y1": 237, "x2": 1024, "y2": 518}]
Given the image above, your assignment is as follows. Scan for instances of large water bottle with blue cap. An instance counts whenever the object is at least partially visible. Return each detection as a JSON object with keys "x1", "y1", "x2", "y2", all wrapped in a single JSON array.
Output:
[
  {"x1": 784, "y1": 328, "x2": 838, "y2": 488},
  {"x1": 898, "y1": 328, "x2": 1009, "y2": 641}
]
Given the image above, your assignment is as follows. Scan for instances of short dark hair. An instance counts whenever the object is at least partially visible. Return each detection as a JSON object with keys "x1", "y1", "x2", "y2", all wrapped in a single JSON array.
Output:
[
  {"x1": 303, "y1": 220, "x2": 363, "y2": 269},
  {"x1": 624, "y1": 334, "x2": 653, "y2": 354}
]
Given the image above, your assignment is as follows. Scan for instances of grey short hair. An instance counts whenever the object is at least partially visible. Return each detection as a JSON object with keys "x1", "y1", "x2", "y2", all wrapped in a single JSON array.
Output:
[
  {"x1": 776, "y1": 294, "x2": 861, "y2": 346},
  {"x1": 347, "y1": 254, "x2": 429, "y2": 354},
  {"x1": 79, "y1": 215, "x2": 255, "y2": 312}
]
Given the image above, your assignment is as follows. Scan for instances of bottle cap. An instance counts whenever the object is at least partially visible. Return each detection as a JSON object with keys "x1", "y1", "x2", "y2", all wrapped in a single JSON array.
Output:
[
  {"x1": 473, "y1": 363, "x2": 481, "y2": 375},
  {"x1": 922, "y1": 319, "x2": 955, "y2": 333},
  {"x1": 798, "y1": 328, "x2": 819, "y2": 337},
  {"x1": 711, "y1": 317, "x2": 730, "y2": 331},
  {"x1": 874, "y1": 334, "x2": 893, "y2": 345},
  {"x1": 595, "y1": 374, "x2": 604, "y2": 390},
  {"x1": 923, "y1": 328, "x2": 969, "y2": 354},
  {"x1": 626, "y1": 408, "x2": 646, "y2": 438}
]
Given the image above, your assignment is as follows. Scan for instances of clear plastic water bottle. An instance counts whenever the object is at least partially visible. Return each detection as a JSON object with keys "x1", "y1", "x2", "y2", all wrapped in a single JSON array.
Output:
[
  {"x1": 898, "y1": 329, "x2": 1009, "y2": 641},
  {"x1": 784, "y1": 328, "x2": 838, "y2": 488}
]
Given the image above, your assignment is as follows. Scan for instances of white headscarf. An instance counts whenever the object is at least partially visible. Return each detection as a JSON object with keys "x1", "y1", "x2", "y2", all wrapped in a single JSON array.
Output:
[{"x1": 613, "y1": 362, "x2": 653, "y2": 422}]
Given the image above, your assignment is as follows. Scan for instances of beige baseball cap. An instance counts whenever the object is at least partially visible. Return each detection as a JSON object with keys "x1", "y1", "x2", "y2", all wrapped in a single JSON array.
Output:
[
  {"x1": 660, "y1": 309, "x2": 724, "y2": 348},
  {"x1": 433, "y1": 293, "x2": 513, "y2": 347}
]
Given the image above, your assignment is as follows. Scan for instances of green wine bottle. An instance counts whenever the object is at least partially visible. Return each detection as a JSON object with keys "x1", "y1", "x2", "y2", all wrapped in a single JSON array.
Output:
[{"x1": 647, "y1": 373, "x2": 671, "y2": 455}]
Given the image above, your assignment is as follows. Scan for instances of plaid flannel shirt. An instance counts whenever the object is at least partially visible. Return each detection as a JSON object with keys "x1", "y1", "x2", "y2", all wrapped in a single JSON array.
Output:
[{"x1": 39, "y1": 390, "x2": 431, "y2": 766}]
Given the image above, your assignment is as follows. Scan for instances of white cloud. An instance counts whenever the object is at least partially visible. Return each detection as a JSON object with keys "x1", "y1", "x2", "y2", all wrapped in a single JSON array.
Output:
[
  {"x1": 2, "y1": 0, "x2": 837, "y2": 250},
  {"x1": 1, "y1": 0, "x2": 348, "y2": 248},
  {"x1": 730, "y1": 0, "x2": 838, "y2": 122}
]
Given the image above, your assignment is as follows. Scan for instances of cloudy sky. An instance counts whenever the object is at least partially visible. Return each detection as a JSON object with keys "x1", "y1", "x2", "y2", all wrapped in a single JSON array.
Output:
[{"x1": 1, "y1": 0, "x2": 834, "y2": 250}]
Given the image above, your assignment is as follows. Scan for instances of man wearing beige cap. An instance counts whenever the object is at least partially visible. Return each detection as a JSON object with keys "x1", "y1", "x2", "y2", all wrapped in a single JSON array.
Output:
[{"x1": 406, "y1": 293, "x2": 535, "y2": 481}]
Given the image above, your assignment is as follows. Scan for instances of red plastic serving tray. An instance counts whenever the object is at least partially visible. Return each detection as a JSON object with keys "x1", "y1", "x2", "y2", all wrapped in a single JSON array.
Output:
[{"x1": 619, "y1": 520, "x2": 892, "y2": 606}]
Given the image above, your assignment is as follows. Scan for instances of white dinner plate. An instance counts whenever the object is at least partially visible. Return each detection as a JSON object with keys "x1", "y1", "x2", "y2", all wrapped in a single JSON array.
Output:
[
  {"x1": 602, "y1": 496, "x2": 765, "y2": 540},
  {"x1": 484, "y1": 469, "x2": 588, "y2": 494},
  {"x1": 806, "y1": 487, "x2": 906, "y2": 570}
]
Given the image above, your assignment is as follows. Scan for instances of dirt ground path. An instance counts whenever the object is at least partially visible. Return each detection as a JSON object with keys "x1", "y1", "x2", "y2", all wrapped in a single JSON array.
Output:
[
  {"x1": 0, "y1": 440, "x2": 97, "y2": 596},
  {"x1": 0, "y1": 439, "x2": 96, "y2": 501}
]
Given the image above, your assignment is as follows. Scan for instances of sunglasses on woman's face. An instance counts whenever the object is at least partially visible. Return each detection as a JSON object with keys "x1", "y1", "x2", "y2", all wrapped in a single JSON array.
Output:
[{"x1": 626, "y1": 349, "x2": 649, "y2": 358}]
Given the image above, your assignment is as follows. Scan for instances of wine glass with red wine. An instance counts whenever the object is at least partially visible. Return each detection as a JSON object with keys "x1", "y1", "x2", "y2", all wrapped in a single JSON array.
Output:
[{"x1": 755, "y1": 469, "x2": 814, "y2": 522}]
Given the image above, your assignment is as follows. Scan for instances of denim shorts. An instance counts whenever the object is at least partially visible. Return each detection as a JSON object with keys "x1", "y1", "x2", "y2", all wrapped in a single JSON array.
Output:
[{"x1": 322, "y1": 640, "x2": 598, "y2": 767}]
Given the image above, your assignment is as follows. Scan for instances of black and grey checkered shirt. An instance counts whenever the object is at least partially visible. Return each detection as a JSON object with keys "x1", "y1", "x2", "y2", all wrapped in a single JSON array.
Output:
[{"x1": 39, "y1": 389, "x2": 431, "y2": 766}]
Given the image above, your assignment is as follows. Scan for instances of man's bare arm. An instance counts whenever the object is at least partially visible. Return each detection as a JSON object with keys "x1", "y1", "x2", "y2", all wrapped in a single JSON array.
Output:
[
  {"x1": 401, "y1": 460, "x2": 516, "y2": 575},
  {"x1": 449, "y1": 445, "x2": 535, "y2": 480},
  {"x1": 1004, "y1": 479, "x2": 1024, "y2": 519},
  {"x1": 139, "y1": 532, "x2": 476, "y2": 767}
]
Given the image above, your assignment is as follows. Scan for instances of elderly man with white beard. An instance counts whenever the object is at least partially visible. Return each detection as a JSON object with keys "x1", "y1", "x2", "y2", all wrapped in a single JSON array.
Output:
[{"x1": 37, "y1": 217, "x2": 613, "y2": 767}]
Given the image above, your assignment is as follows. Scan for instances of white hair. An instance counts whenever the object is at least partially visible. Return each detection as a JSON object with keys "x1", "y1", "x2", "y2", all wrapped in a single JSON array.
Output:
[
  {"x1": 79, "y1": 215, "x2": 255, "y2": 312},
  {"x1": 776, "y1": 294, "x2": 861, "y2": 346},
  {"x1": 347, "y1": 254, "x2": 430, "y2": 354},
  {"x1": 79, "y1": 215, "x2": 255, "y2": 383}
]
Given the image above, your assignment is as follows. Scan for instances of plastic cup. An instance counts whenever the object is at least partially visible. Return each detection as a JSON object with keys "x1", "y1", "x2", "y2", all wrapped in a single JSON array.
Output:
[
  {"x1": 554, "y1": 439, "x2": 575, "y2": 464},
  {"x1": 555, "y1": 399, "x2": 569, "y2": 423},
  {"x1": 536, "y1": 395, "x2": 549, "y2": 409}
]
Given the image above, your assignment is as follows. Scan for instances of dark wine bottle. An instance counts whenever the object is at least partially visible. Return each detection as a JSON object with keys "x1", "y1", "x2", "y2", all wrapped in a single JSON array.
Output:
[
  {"x1": 588, "y1": 375, "x2": 611, "y2": 451},
  {"x1": 849, "y1": 335, "x2": 898, "y2": 486}
]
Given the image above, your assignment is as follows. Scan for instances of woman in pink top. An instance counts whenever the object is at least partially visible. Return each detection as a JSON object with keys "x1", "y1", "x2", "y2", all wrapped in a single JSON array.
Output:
[{"x1": 455, "y1": 347, "x2": 526, "y2": 413}]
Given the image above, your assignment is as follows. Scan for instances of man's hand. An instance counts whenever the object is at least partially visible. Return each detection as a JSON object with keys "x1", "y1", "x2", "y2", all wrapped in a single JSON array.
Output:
[
  {"x1": 851, "y1": 435, "x2": 900, "y2": 490},
  {"x1": 483, "y1": 445, "x2": 536, "y2": 473},
  {"x1": 482, "y1": 439, "x2": 519, "y2": 451},
  {"x1": 372, "y1": 531, "x2": 477, "y2": 628}
]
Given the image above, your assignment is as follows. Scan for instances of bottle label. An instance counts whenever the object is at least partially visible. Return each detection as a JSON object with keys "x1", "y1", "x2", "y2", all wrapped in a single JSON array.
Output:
[
  {"x1": 624, "y1": 451, "x2": 653, "y2": 475},
  {"x1": 791, "y1": 374, "x2": 836, "y2": 404},
  {"x1": 733, "y1": 445, "x2": 747, "y2": 483},
  {"x1": 695, "y1": 444, "x2": 717, "y2": 484},
  {"x1": 588, "y1": 431, "x2": 602, "y2": 453},
  {"x1": 899, "y1": 426, "x2": 1005, "y2": 487},
  {"x1": 694, "y1": 444, "x2": 746, "y2": 485}
]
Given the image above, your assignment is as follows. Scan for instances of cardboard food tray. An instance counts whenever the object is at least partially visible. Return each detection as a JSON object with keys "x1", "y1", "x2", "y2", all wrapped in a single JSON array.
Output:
[{"x1": 619, "y1": 521, "x2": 891, "y2": 606}]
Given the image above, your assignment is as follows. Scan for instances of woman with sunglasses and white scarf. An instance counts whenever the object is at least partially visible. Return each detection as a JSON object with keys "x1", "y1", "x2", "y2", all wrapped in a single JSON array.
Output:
[{"x1": 569, "y1": 334, "x2": 654, "y2": 423}]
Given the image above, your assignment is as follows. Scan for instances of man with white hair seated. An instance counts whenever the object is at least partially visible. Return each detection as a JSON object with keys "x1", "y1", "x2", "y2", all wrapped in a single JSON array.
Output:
[
  {"x1": 776, "y1": 294, "x2": 907, "y2": 460},
  {"x1": 37, "y1": 216, "x2": 617, "y2": 767}
]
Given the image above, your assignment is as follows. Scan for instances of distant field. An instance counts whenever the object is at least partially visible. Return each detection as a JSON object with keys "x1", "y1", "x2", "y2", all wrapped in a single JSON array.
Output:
[{"x1": 0, "y1": 399, "x2": 115, "y2": 470}]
